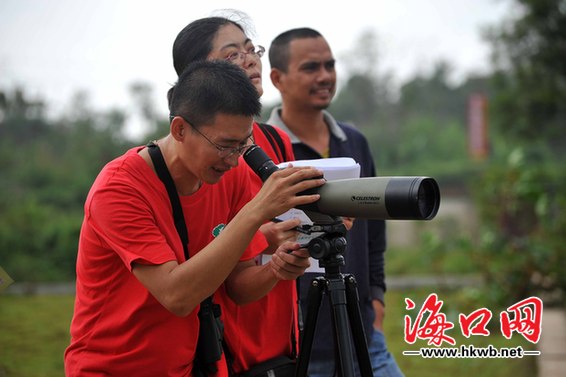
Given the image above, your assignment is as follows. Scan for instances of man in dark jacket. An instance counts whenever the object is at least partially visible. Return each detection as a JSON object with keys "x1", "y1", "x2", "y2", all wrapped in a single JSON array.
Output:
[{"x1": 268, "y1": 28, "x2": 404, "y2": 377}]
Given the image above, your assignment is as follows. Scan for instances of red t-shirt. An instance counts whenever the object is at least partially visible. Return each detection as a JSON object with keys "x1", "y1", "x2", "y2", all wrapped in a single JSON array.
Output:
[
  {"x1": 217, "y1": 123, "x2": 299, "y2": 373},
  {"x1": 65, "y1": 146, "x2": 266, "y2": 377}
]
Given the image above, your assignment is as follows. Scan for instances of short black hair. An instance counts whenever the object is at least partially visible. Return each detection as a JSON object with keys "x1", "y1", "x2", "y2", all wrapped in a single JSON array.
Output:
[
  {"x1": 169, "y1": 60, "x2": 261, "y2": 127},
  {"x1": 269, "y1": 28, "x2": 322, "y2": 72}
]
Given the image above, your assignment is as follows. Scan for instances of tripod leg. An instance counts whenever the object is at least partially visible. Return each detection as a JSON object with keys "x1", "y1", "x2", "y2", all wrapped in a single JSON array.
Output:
[
  {"x1": 295, "y1": 277, "x2": 325, "y2": 377},
  {"x1": 344, "y1": 274, "x2": 373, "y2": 377},
  {"x1": 327, "y1": 276, "x2": 356, "y2": 377}
]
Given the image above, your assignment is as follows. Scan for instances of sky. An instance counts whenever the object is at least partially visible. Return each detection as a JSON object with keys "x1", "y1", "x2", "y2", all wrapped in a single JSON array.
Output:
[{"x1": 0, "y1": 0, "x2": 515, "y2": 135}]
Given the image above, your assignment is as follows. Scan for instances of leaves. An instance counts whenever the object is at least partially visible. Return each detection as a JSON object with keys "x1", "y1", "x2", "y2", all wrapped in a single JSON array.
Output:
[{"x1": 0, "y1": 88, "x2": 136, "y2": 281}]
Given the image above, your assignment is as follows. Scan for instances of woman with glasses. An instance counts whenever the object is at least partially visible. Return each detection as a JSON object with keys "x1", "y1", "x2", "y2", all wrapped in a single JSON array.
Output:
[{"x1": 169, "y1": 13, "x2": 305, "y2": 377}]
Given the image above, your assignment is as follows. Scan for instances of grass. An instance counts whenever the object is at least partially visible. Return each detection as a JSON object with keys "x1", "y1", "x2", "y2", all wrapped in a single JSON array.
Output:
[
  {"x1": 0, "y1": 295, "x2": 74, "y2": 377},
  {"x1": 0, "y1": 288, "x2": 537, "y2": 377}
]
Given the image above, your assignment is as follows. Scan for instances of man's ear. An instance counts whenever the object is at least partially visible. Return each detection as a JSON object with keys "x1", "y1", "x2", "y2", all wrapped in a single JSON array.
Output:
[
  {"x1": 170, "y1": 117, "x2": 185, "y2": 141},
  {"x1": 270, "y1": 68, "x2": 283, "y2": 90}
]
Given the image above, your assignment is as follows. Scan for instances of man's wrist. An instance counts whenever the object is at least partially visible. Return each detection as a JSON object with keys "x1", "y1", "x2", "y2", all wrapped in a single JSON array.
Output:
[{"x1": 371, "y1": 286, "x2": 385, "y2": 305}]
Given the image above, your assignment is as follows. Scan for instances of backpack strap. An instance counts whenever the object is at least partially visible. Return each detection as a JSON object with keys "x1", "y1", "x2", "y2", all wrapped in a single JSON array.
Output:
[{"x1": 257, "y1": 123, "x2": 288, "y2": 162}]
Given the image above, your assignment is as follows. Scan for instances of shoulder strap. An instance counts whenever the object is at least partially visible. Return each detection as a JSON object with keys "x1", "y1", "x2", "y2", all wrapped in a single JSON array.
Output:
[
  {"x1": 146, "y1": 141, "x2": 189, "y2": 261},
  {"x1": 147, "y1": 141, "x2": 222, "y2": 376},
  {"x1": 258, "y1": 123, "x2": 288, "y2": 162}
]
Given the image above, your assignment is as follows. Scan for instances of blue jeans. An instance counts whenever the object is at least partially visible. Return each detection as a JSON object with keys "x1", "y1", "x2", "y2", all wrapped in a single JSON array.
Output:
[{"x1": 307, "y1": 329, "x2": 404, "y2": 377}]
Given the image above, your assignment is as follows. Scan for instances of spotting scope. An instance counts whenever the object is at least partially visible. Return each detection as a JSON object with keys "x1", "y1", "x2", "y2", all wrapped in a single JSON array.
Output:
[{"x1": 243, "y1": 145, "x2": 440, "y2": 220}]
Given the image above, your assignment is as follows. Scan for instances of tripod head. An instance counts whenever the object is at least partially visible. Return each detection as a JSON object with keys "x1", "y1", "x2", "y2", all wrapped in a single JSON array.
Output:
[{"x1": 297, "y1": 213, "x2": 348, "y2": 276}]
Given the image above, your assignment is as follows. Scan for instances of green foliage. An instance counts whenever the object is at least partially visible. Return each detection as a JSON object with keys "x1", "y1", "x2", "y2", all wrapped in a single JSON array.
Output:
[
  {"x1": 328, "y1": 0, "x2": 566, "y2": 309},
  {"x1": 330, "y1": 73, "x2": 382, "y2": 127},
  {"x1": 414, "y1": 231, "x2": 476, "y2": 275},
  {"x1": 488, "y1": 0, "x2": 566, "y2": 150},
  {"x1": 361, "y1": 113, "x2": 471, "y2": 180},
  {"x1": 471, "y1": 147, "x2": 566, "y2": 307},
  {"x1": 468, "y1": 0, "x2": 566, "y2": 307},
  {"x1": 0, "y1": 88, "x2": 135, "y2": 282},
  {"x1": 399, "y1": 62, "x2": 466, "y2": 122},
  {"x1": 328, "y1": 55, "x2": 491, "y2": 185},
  {"x1": 0, "y1": 200, "x2": 81, "y2": 281}
]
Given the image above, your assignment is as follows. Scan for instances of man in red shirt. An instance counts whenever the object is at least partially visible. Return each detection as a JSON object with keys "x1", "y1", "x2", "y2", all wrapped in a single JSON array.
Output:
[{"x1": 64, "y1": 60, "x2": 325, "y2": 377}]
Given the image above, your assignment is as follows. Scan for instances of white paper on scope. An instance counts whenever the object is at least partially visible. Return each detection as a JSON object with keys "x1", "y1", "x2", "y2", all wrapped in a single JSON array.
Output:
[{"x1": 259, "y1": 158, "x2": 360, "y2": 273}]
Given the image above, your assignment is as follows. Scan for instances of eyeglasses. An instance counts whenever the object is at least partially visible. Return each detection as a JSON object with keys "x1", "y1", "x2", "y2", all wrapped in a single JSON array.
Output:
[
  {"x1": 171, "y1": 115, "x2": 254, "y2": 159},
  {"x1": 224, "y1": 45, "x2": 265, "y2": 64}
]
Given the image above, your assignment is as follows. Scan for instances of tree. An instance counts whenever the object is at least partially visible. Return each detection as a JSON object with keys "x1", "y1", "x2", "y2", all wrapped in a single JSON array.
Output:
[
  {"x1": 471, "y1": 0, "x2": 566, "y2": 307},
  {"x1": 487, "y1": 0, "x2": 566, "y2": 150},
  {"x1": 0, "y1": 87, "x2": 133, "y2": 282},
  {"x1": 399, "y1": 61, "x2": 464, "y2": 123},
  {"x1": 330, "y1": 29, "x2": 395, "y2": 129},
  {"x1": 129, "y1": 81, "x2": 167, "y2": 140}
]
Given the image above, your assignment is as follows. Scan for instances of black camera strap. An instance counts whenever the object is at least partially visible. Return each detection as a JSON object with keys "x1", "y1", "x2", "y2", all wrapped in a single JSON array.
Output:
[
  {"x1": 146, "y1": 141, "x2": 221, "y2": 375},
  {"x1": 147, "y1": 141, "x2": 189, "y2": 260}
]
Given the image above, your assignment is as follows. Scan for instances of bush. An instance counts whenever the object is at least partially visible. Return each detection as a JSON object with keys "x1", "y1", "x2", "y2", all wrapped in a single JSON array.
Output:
[{"x1": 471, "y1": 147, "x2": 566, "y2": 308}]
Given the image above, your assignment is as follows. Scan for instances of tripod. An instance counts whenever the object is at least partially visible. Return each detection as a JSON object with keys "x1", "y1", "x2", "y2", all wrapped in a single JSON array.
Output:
[{"x1": 294, "y1": 218, "x2": 373, "y2": 377}]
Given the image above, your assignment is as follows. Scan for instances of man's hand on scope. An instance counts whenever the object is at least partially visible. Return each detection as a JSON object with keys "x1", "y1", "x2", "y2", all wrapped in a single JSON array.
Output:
[
  {"x1": 260, "y1": 218, "x2": 302, "y2": 255},
  {"x1": 249, "y1": 165, "x2": 325, "y2": 222},
  {"x1": 268, "y1": 241, "x2": 311, "y2": 281}
]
